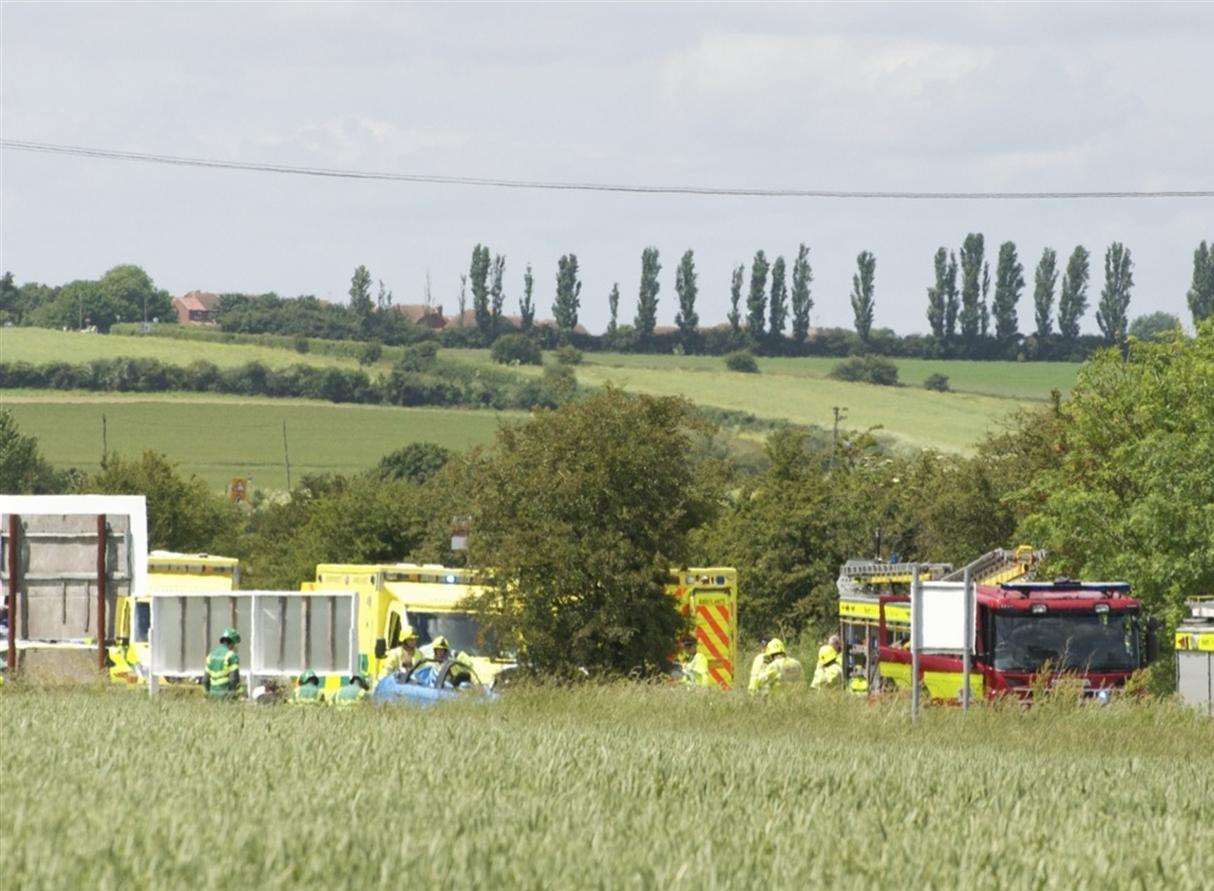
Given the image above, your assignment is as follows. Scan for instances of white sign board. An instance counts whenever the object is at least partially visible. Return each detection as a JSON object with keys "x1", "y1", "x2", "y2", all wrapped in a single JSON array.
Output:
[{"x1": 912, "y1": 580, "x2": 974, "y2": 653}]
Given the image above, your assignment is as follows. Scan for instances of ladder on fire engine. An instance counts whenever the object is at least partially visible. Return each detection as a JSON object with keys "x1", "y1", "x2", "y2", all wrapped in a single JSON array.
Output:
[
  {"x1": 837, "y1": 560, "x2": 954, "y2": 598},
  {"x1": 941, "y1": 545, "x2": 1045, "y2": 586}
]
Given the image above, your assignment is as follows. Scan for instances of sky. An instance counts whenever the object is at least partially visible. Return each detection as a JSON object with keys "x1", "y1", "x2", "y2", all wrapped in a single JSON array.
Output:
[{"x1": 2, "y1": 2, "x2": 1212, "y2": 335}]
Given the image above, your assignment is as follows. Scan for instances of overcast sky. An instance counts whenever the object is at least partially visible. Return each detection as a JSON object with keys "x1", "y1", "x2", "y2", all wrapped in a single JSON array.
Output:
[{"x1": 3, "y1": 2, "x2": 1212, "y2": 334}]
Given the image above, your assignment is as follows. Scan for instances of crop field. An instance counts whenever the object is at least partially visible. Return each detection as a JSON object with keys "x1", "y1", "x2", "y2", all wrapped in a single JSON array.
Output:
[
  {"x1": 1, "y1": 390, "x2": 515, "y2": 489},
  {"x1": 447, "y1": 349, "x2": 1057, "y2": 453},
  {"x1": 0, "y1": 327, "x2": 376, "y2": 371},
  {"x1": 1, "y1": 686, "x2": 1210, "y2": 889}
]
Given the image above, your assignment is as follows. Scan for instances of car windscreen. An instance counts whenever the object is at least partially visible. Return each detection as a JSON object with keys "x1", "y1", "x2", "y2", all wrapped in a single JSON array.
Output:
[
  {"x1": 994, "y1": 611, "x2": 1139, "y2": 673},
  {"x1": 408, "y1": 611, "x2": 495, "y2": 658},
  {"x1": 134, "y1": 602, "x2": 152, "y2": 643}
]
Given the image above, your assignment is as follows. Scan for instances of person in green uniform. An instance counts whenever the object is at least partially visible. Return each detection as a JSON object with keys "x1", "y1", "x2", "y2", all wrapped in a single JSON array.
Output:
[
  {"x1": 293, "y1": 669, "x2": 326, "y2": 705},
  {"x1": 333, "y1": 672, "x2": 370, "y2": 705},
  {"x1": 204, "y1": 627, "x2": 241, "y2": 700},
  {"x1": 678, "y1": 634, "x2": 710, "y2": 687}
]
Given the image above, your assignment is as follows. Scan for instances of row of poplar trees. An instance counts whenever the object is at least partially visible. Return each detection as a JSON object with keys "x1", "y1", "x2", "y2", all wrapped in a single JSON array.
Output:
[{"x1": 455, "y1": 238, "x2": 1213, "y2": 345}]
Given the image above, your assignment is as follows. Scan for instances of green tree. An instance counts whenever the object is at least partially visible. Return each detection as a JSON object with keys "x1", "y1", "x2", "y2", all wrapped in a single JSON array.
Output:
[
  {"x1": 0, "y1": 272, "x2": 17, "y2": 323},
  {"x1": 849, "y1": 251, "x2": 876, "y2": 345},
  {"x1": 727, "y1": 264, "x2": 744, "y2": 332},
  {"x1": 467, "y1": 389, "x2": 720, "y2": 675},
  {"x1": 1128, "y1": 311, "x2": 1182, "y2": 341},
  {"x1": 790, "y1": 244, "x2": 813, "y2": 343},
  {"x1": 1096, "y1": 242, "x2": 1133, "y2": 347},
  {"x1": 942, "y1": 251, "x2": 960, "y2": 342},
  {"x1": 607, "y1": 283, "x2": 620, "y2": 335},
  {"x1": 768, "y1": 256, "x2": 788, "y2": 340},
  {"x1": 553, "y1": 254, "x2": 582, "y2": 336},
  {"x1": 100, "y1": 264, "x2": 173, "y2": 326},
  {"x1": 84, "y1": 451, "x2": 237, "y2": 552},
  {"x1": 926, "y1": 247, "x2": 948, "y2": 339},
  {"x1": 746, "y1": 251, "x2": 769, "y2": 336},
  {"x1": 992, "y1": 241, "x2": 1025, "y2": 342},
  {"x1": 959, "y1": 233, "x2": 986, "y2": 345},
  {"x1": 634, "y1": 246, "x2": 661, "y2": 344},
  {"x1": 490, "y1": 254, "x2": 506, "y2": 332},
  {"x1": 1058, "y1": 246, "x2": 1090, "y2": 341},
  {"x1": 470, "y1": 245, "x2": 492, "y2": 335},
  {"x1": 1017, "y1": 324, "x2": 1214, "y2": 626},
  {"x1": 1033, "y1": 247, "x2": 1058, "y2": 338},
  {"x1": 348, "y1": 265, "x2": 373, "y2": 330},
  {"x1": 0, "y1": 409, "x2": 67, "y2": 494},
  {"x1": 674, "y1": 250, "x2": 698, "y2": 345},
  {"x1": 520, "y1": 264, "x2": 536, "y2": 332},
  {"x1": 375, "y1": 279, "x2": 393, "y2": 312},
  {"x1": 376, "y1": 442, "x2": 454, "y2": 484},
  {"x1": 1187, "y1": 239, "x2": 1214, "y2": 325}
]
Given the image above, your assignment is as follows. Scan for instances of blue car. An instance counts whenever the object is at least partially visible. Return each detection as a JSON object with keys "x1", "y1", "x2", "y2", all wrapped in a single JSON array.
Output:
[{"x1": 372, "y1": 657, "x2": 499, "y2": 707}]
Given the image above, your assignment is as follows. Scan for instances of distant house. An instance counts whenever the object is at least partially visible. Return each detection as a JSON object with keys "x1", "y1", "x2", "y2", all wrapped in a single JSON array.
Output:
[
  {"x1": 173, "y1": 291, "x2": 222, "y2": 325},
  {"x1": 392, "y1": 303, "x2": 446, "y2": 329}
]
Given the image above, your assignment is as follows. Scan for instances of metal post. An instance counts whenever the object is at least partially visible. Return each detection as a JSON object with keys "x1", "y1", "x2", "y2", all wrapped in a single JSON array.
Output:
[
  {"x1": 6, "y1": 514, "x2": 20, "y2": 675},
  {"x1": 910, "y1": 564, "x2": 921, "y2": 723},
  {"x1": 282, "y1": 421, "x2": 293, "y2": 491},
  {"x1": 96, "y1": 514, "x2": 107, "y2": 671},
  {"x1": 962, "y1": 567, "x2": 973, "y2": 712}
]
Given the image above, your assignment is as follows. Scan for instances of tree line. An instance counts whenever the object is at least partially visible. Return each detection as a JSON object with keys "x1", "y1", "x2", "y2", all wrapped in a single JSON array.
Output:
[{"x1": 4, "y1": 238, "x2": 1210, "y2": 361}]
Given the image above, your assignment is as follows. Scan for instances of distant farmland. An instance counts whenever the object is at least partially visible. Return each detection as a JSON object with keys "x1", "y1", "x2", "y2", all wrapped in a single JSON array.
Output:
[{"x1": 2, "y1": 390, "x2": 514, "y2": 490}]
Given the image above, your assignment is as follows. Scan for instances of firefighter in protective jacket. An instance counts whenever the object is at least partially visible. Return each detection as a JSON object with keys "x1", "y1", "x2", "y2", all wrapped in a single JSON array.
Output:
[
  {"x1": 751, "y1": 638, "x2": 803, "y2": 694},
  {"x1": 204, "y1": 627, "x2": 241, "y2": 699},
  {"x1": 678, "y1": 635, "x2": 710, "y2": 687},
  {"x1": 811, "y1": 635, "x2": 844, "y2": 690}
]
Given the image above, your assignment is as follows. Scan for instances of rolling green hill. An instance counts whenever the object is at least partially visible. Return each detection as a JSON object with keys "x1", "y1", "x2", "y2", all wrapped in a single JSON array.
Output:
[{"x1": 2, "y1": 390, "x2": 515, "y2": 490}]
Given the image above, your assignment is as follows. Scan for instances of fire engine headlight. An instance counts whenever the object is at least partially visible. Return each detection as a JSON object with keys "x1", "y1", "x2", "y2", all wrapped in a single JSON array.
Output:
[
  {"x1": 1031, "y1": 604, "x2": 1048, "y2": 615},
  {"x1": 1094, "y1": 603, "x2": 1110, "y2": 614}
]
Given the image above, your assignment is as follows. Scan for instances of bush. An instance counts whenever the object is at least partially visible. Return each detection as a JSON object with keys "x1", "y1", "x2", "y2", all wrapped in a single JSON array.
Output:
[
  {"x1": 555, "y1": 345, "x2": 583, "y2": 366},
  {"x1": 923, "y1": 373, "x2": 950, "y2": 392},
  {"x1": 491, "y1": 333, "x2": 543, "y2": 366},
  {"x1": 829, "y1": 355, "x2": 899, "y2": 386},
  {"x1": 397, "y1": 341, "x2": 438, "y2": 373},
  {"x1": 725, "y1": 350, "x2": 759, "y2": 373},
  {"x1": 292, "y1": 336, "x2": 310, "y2": 353},
  {"x1": 358, "y1": 342, "x2": 383, "y2": 366}
]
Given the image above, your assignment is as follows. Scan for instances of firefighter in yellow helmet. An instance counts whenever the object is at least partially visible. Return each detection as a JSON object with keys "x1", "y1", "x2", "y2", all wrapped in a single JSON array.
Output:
[
  {"x1": 379, "y1": 624, "x2": 420, "y2": 679},
  {"x1": 678, "y1": 634, "x2": 710, "y2": 687},
  {"x1": 811, "y1": 634, "x2": 844, "y2": 690},
  {"x1": 751, "y1": 638, "x2": 803, "y2": 695}
]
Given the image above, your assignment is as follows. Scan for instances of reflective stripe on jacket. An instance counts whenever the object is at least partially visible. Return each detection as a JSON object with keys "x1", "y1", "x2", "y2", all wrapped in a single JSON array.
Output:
[{"x1": 205, "y1": 645, "x2": 239, "y2": 696}]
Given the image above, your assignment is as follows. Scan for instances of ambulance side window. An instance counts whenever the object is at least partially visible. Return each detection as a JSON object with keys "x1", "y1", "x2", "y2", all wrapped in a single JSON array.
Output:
[{"x1": 386, "y1": 612, "x2": 402, "y2": 649}]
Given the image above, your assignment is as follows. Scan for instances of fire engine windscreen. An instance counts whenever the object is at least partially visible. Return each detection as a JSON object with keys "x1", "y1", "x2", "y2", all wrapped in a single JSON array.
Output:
[{"x1": 993, "y1": 612, "x2": 1140, "y2": 673}]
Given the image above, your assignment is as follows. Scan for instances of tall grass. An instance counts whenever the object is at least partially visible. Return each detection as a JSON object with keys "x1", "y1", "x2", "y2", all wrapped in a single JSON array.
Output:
[{"x1": 2, "y1": 685, "x2": 1210, "y2": 889}]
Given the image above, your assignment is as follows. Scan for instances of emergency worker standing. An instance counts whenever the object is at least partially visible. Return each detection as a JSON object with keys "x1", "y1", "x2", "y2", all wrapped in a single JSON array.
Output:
[
  {"x1": 751, "y1": 638, "x2": 803, "y2": 695},
  {"x1": 293, "y1": 669, "x2": 325, "y2": 705},
  {"x1": 678, "y1": 635, "x2": 710, "y2": 687},
  {"x1": 203, "y1": 627, "x2": 241, "y2": 700},
  {"x1": 811, "y1": 635, "x2": 844, "y2": 690},
  {"x1": 380, "y1": 625, "x2": 420, "y2": 678}
]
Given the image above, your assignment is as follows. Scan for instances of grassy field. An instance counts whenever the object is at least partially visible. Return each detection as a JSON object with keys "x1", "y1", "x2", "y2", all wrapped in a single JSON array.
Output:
[
  {"x1": 1, "y1": 686, "x2": 1210, "y2": 889},
  {"x1": 0, "y1": 327, "x2": 377, "y2": 371},
  {"x1": 2, "y1": 390, "x2": 516, "y2": 489},
  {"x1": 447, "y1": 349, "x2": 1063, "y2": 452},
  {"x1": 3, "y1": 328, "x2": 1082, "y2": 454}
]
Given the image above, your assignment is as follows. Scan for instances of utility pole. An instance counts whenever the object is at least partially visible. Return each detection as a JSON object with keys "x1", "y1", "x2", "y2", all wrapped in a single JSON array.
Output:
[
  {"x1": 281, "y1": 420, "x2": 292, "y2": 491},
  {"x1": 101, "y1": 413, "x2": 108, "y2": 466},
  {"x1": 830, "y1": 405, "x2": 847, "y2": 469}
]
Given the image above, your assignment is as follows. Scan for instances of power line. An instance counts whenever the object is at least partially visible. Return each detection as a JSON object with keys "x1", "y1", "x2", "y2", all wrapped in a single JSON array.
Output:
[{"x1": 4, "y1": 138, "x2": 1211, "y2": 201}]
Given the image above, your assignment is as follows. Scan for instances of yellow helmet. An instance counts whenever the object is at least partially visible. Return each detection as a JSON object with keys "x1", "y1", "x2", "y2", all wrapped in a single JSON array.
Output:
[
  {"x1": 431, "y1": 635, "x2": 450, "y2": 651},
  {"x1": 401, "y1": 625, "x2": 418, "y2": 642},
  {"x1": 818, "y1": 644, "x2": 839, "y2": 665},
  {"x1": 764, "y1": 638, "x2": 786, "y2": 658}
]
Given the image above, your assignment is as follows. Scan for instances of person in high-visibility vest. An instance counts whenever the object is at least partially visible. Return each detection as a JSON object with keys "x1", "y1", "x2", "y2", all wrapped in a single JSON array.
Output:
[
  {"x1": 747, "y1": 637, "x2": 769, "y2": 693},
  {"x1": 333, "y1": 673, "x2": 370, "y2": 705},
  {"x1": 379, "y1": 625, "x2": 420, "y2": 679},
  {"x1": 751, "y1": 638, "x2": 803, "y2": 695},
  {"x1": 811, "y1": 635, "x2": 844, "y2": 690},
  {"x1": 293, "y1": 669, "x2": 326, "y2": 705},
  {"x1": 678, "y1": 635, "x2": 710, "y2": 687},
  {"x1": 203, "y1": 627, "x2": 241, "y2": 699}
]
